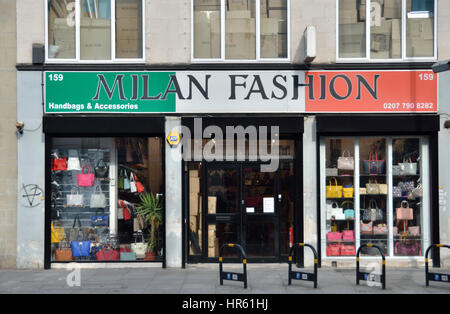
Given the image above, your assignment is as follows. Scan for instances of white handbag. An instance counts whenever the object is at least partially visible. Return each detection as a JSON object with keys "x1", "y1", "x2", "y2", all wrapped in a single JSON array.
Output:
[
  {"x1": 399, "y1": 158, "x2": 417, "y2": 175},
  {"x1": 129, "y1": 172, "x2": 137, "y2": 193},
  {"x1": 90, "y1": 184, "x2": 107, "y2": 208},
  {"x1": 131, "y1": 231, "x2": 148, "y2": 259},
  {"x1": 67, "y1": 188, "x2": 84, "y2": 207},
  {"x1": 337, "y1": 150, "x2": 354, "y2": 170},
  {"x1": 67, "y1": 149, "x2": 81, "y2": 171},
  {"x1": 326, "y1": 202, "x2": 343, "y2": 220}
]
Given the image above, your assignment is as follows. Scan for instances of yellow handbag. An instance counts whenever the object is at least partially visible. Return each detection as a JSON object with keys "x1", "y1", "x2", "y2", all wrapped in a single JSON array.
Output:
[
  {"x1": 51, "y1": 223, "x2": 64, "y2": 244},
  {"x1": 326, "y1": 178, "x2": 343, "y2": 198},
  {"x1": 343, "y1": 185, "x2": 354, "y2": 198}
]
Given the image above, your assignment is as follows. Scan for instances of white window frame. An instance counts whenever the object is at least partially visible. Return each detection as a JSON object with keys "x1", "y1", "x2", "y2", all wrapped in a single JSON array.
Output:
[
  {"x1": 191, "y1": 0, "x2": 291, "y2": 63},
  {"x1": 45, "y1": 0, "x2": 146, "y2": 63},
  {"x1": 336, "y1": 0, "x2": 437, "y2": 63},
  {"x1": 319, "y1": 135, "x2": 431, "y2": 261}
]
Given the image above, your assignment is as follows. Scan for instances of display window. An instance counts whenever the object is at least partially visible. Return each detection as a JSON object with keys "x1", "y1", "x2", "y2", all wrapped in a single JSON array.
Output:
[
  {"x1": 192, "y1": 0, "x2": 289, "y2": 61},
  {"x1": 46, "y1": 0, "x2": 144, "y2": 61},
  {"x1": 337, "y1": 0, "x2": 436, "y2": 61},
  {"x1": 320, "y1": 136, "x2": 430, "y2": 258},
  {"x1": 50, "y1": 137, "x2": 164, "y2": 263}
]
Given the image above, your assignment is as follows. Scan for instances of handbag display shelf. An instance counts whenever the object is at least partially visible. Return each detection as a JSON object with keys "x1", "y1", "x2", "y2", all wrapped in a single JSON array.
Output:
[{"x1": 50, "y1": 149, "x2": 112, "y2": 262}]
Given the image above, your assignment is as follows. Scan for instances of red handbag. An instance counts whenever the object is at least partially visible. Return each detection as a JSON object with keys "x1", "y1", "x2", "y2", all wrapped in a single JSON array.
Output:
[
  {"x1": 340, "y1": 245, "x2": 356, "y2": 256},
  {"x1": 326, "y1": 243, "x2": 342, "y2": 256},
  {"x1": 77, "y1": 164, "x2": 95, "y2": 187},
  {"x1": 51, "y1": 156, "x2": 67, "y2": 171},
  {"x1": 134, "y1": 173, "x2": 145, "y2": 193},
  {"x1": 96, "y1": 248, "x2": 120, "y2": 261}
]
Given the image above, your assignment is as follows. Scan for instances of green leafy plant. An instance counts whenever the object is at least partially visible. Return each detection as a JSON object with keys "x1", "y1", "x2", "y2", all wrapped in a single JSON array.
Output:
[{"x1": 135, "y1": 193, "x2": 162, "y2": 253}]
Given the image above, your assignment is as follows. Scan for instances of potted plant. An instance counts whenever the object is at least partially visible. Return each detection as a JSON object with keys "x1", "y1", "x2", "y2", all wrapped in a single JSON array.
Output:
[{"x1": 135, "y1": 192, "x2": 162, "y2": 260}]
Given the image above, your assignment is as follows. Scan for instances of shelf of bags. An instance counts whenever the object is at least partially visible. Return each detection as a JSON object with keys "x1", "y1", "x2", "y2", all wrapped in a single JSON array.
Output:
[{"x1": 326, "y1": 240, "x2": 355, "y2": 244}]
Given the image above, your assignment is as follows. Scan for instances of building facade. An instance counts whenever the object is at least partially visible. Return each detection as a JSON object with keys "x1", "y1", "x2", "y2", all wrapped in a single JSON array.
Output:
[{"x1": 8, "y1": 0, "x2": 450, "y2": 269}]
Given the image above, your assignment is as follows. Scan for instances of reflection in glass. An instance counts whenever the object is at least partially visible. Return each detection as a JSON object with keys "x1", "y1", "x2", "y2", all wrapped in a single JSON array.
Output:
[
  {"x1": 48, "y1": 0, "x2": 76, "y2": 59},
  {"x1": 406, "y1": 0, "x2": 435, "y2": 57},
  {"x1": 339, "y1": 0, "x2": 366, "y2": 58},
  {"x1": 260, "y1": 0, "x2": 287, "y2": 58},
  {"x1": 115, "y1": 0, "x2": 143, "y2": 59},
  {"x1": 225, "y1": 0, "x2": 256, "y2": 59},
  {"x1": 80, "y1": 0, "x2": 111, "y2": 60},
  {"x1": 194, "y1": 0, "x2": 221, "y2": 59}
]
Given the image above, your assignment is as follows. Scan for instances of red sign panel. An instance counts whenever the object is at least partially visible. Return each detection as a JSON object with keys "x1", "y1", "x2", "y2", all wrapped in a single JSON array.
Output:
[{"x1": 305, "y1": 70, "x2": 437, "y2": 113}]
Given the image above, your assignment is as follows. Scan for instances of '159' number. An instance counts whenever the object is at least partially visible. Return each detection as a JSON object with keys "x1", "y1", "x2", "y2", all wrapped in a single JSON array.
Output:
[
  {"x1": 48, "y1": 74, "x2": 64, "y2": 82},
  {"x1": 419, "y1": 73, "x2": 434, "y2": 81}
]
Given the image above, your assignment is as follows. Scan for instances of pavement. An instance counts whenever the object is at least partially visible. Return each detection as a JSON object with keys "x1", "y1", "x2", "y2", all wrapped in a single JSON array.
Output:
[{"x1": 0, "y1": 264, "x2": 449, "y2": 294}]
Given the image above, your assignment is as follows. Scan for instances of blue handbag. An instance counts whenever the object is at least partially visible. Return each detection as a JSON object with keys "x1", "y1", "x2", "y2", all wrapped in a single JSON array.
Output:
[
  {"x1": 71, "y1": 231, "x2": 91, "y2": 257},
  {"x1": 344, "y1": 209, "x2": 355, "y2": 220},
  {"x1": 91, "y1": 210, "x2": 109, "y2": 227}
]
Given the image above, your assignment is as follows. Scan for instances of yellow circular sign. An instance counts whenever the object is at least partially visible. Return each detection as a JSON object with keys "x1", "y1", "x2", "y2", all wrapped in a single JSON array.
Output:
[{"x1": 166, "y1": 132, "x2": 181, "y2": 147}]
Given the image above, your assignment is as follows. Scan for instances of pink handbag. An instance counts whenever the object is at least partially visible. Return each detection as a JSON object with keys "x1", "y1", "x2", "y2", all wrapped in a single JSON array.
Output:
[
  {"x1": 342, "y1": 230, "x2": 355, "y2": 241},
  {"x1": 396, "y1": 200, "x2": 413, "y2": 220},
  {"x1": 360, "y1": 221, "x2": 373, "y2": 234},
  {"x1": 373, "y1": 224, "x2": 388, "y2": 235},
  {"x1": 340, "y1": 245, "x2": 356, "y2": 256},
  {"x1": 77, "y1": 164, "x2": 95, "y2": 187},
  {"x1": 395, "y1": 242, "x2": 421, "y2": 256},
  {"x1": 326, "y1": 232, "x2": 342, "y2": 241}
]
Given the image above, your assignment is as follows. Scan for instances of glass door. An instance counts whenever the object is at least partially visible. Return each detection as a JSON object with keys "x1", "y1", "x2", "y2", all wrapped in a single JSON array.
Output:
[
  {"x1": 243, "y1": 164, "x2": 279, "y2": 259},
  {"x1": 205, "y1": 163, "x2": 241, "y2": 258}
]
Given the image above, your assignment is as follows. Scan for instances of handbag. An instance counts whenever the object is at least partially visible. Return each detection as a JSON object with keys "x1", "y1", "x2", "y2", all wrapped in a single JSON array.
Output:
[
  {"x1": 342, "y1": 230, "x2": 355, "y2": 241},
  {"x1": 399, "y1": 158, "x2": 417, "y2": 175},
  {"x1": 90, "y1": 184, "x2": 107, "y2": 208},
  {"x1": 91, "y1": 210, "x2": 109, "y2": 227},
  {"x1": 359, "y1": 187, "x2": 367, "y2": 195},
  {"x1": 396, "y1": 200, "x2": 413, "y2": 220},
  {"x1": 363, "y1": 151, "x2": 385, "y2": 175},
  {"x1": 51, "y1": 223, "x2": 64, "y2": 244},
  {"x1": 340, "y1": 245, "x2": 356, "y2": 256},
  {"x1": 343, "y1": 185, "x2": 354, "y2": 198},
  {"x1": 393, "y1": 186, "x2": 402, "y2": 197},
  {"x1": 368, "y1": 199, "x2": 383, "y2": 221},
  {"x1": 131, "y1": 231, "x2": 148, "y2": 259},
  {"x1": 392, "y1": 165, "x2": 401, "y2": 175},
  {"x1": 360, "y1": 221, "x2": 373, "y2": 234},
  {"x1": 96, "y1": 248, "x2": 120, "y2": 261},
  {"x1": 120, "y1": 251, "x2": 137, "y2": 261},
  {"x1": 70, "y1": 229, "x2": 91, "y2": 257},
  {"x1": 366, "y1": 179, "x2": 380, "y2": 195},
  {"x1": 129, "y1": 171, "x2": 137, "y2": 193},
  {"x1": 326, "y1": 243, "x2": 342, "y2": 256},
  {"x1": 378, "y1": 183, "x2": 388, "y2": 195},
  {"x1": 395, "y1": 241, "x2": 421, "y2": 256},
  {"x1": 134, "y1": 173, "x2": 145, "y2": 193},
  {"x1": 134, "y1": 213, "x2": 146, "y2": 232},
  {"x1": 67, "y1": 187, "x2": 84, "y2": 207},
  {"x1": 77, "y1": 164, "x2": 95, "y2": 187},
  {"x1": 326, "y1": 231, "x2": 342, "y2": 241},
  {"x1": 123, "y1": 170, "x2": 130, "y2": 190},
  {"x1": 118, "y1": 169, "x2": 124, "y2": 190},
  {"x1": 409, "y1": 184, "x2": 423, "y2": 199},
  {"x1": 94, "y1": 159, "x2": 109, "y2": 178},
  {"x1": 51, "y1": 153, "x2": 67, "y2": 171},
  {"x1": 55, "y1": 237, "x2": 72, "y2": 261},
  {"x1": 398, "y1": 180, "x2": 415, "y2": 193},
  {"x1": 344, "y1": 209, "x2": 355, "y2": 220},
  {"x1": 373, "y1": 224, "x2": 388, "y2": 235},
  {"x1": 326, "y1": 178, "x2": 343, "y2": 198},
  {"x1": 337, "y1": 150, "x2": 354, "y2": 170},
  {"x1": 408, "y1": 226, "x2": 421, "y2": 236},
  {"x1": 67, "y1": 150, "x2": 81, "y2": 171}
]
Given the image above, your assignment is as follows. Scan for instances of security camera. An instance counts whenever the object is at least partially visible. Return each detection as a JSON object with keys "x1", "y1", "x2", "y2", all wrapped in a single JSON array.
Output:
[{"x1": 16, "y1": 121, "x2": 24, "y2": 134}]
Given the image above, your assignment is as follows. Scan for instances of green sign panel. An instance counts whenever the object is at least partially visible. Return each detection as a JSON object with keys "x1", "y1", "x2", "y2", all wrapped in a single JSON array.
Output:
[{"x1": 45, "y1": 72, "x2": 176, "y2": 113}]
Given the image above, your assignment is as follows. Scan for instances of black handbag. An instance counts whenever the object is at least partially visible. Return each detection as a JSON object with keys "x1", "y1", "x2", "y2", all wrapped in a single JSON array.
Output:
[{"x1": 94, "y1": 159, "x2": 109, "y2": 178}]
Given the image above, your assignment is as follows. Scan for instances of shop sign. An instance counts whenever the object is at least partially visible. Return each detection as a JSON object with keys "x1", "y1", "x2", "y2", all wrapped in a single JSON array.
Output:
[{"x1": 45, "y1": 70, "x2": 437, "y2": 114}]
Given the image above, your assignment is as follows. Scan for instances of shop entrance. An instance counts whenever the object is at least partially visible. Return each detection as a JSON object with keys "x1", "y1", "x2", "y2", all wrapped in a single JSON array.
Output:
[{"x1": 188, "y1": 157, "x2": 297, "y2": 263}]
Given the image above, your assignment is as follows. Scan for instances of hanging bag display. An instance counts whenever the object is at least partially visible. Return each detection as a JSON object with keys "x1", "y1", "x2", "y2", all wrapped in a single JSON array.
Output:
[
  {"x1": 399, "y1": 157, "x2": 417, "y2": 175},
  {"x1": 326, "y1": 177, "x2": 343, "y2": 198},
  {"x1": 134, "y1": 173, "x2": 145, "y2": 193},
  {"x1": 67, "y1": 187, "x2": 84, "y2": 207},
  {"x1": 77, "y1": 164, "x2": 95, "y2": 187},
  {"x1": 67, "y1": 149, "x2": 81, "y2": 171},
  {"x1": 131, "y1": 231, "x2": 148, "y2": 259},
  {"x1": 51, "y1": 153, "x2": 67, "y2": 171},
  {"x1": 396, "y1": 200, "x2": 414, "y2": 220},
  {"x1": 51, "y1": 222, "x2": 65, "y2": 244},
  {"x1": 123, "y1": 170, "x2": 131, "y2": 190},
  {"x1": 337, "y1": 150, "x2": 354, "y2": 170},
  {"x1": 90, "y1": 184, "x2": 107, "y2": 208},
  {"x1": 94, "y1": 159, "x2": 109, "y2": 178},
  {"x1": 70, "y1": 217, "x2": 91, "y2": 258},
  {"x1": 129, "y1": 171, "x2": 137, "y2": 193},
  {"x1": 363, "y1": 151, "x2": 385, "y2": 175}
]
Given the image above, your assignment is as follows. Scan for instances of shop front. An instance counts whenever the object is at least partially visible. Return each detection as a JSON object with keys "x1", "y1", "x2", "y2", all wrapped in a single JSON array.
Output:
[{"x1": 15, "y1": 67, "x2": 440, "y2": 269}]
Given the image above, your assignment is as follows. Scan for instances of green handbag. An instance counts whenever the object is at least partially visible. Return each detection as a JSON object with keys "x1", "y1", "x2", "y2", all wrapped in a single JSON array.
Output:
[{"x1": 120, "y1": 252, "x2": 136, "y2": 261}]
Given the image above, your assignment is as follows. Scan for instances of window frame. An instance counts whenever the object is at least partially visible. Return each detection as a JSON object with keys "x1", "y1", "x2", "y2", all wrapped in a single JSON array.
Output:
[
  {"x1": 336, "y1": 0, "x2": 437, "y2": 63},
  {"x1": 45, "y1": 0, "x2": 146, "y2": 63},
  {"x1": 191, "y1": 0, "x2": 291, "y2": 63}
]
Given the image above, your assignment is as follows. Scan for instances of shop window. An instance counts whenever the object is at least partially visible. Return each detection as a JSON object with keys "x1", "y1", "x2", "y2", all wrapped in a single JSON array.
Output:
[
  {"x1": 47, "y1": 0, "x2": 144, "y2": 61},
  {"x1": 320, "y1": 136, "x2": 429, "y2": 259},
  {"x1": 192, "y1": 0, "x2": 289, "y2": 61},
  {"x1": 50, "y1": 137, "x2": 164, "y2": 263},
  {"x1": 337, "y1": 0, "x2": 436, "y2": 61}
]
